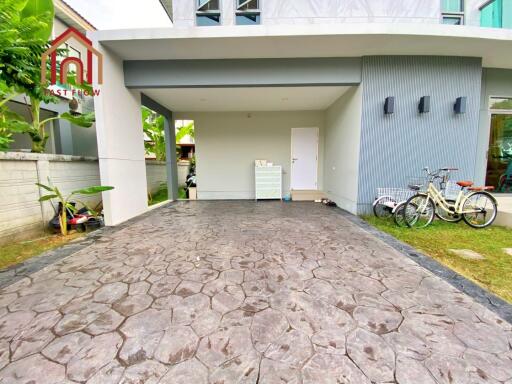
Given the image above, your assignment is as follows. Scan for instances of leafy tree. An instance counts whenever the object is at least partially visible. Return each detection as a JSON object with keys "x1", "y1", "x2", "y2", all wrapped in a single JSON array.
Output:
[
  {"x1": 175, "y1": 121, "x2": 195, "y2": 143},
  {"x1": 175, "y1": 121, "x2": 195, "y2": 162},
  {"x1": 142, "y1": 106, "x2": 166, "y2": 161},
  {"x1": 0, "y1": 0, "x2": 95, "y2": 153}
]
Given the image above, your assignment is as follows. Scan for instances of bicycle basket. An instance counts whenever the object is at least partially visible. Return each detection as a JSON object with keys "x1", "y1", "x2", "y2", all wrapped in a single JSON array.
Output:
[{"x1": 376, "y1": 188, "x2": 415, "y2": 204}]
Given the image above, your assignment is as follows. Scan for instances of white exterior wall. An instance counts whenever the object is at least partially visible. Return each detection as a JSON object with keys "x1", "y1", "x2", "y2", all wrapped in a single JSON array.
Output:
[
  {"x1": 0, "y1": 153, "x2": 101, "y2": 245},
  {"x1": 323, "y1": 87, "x2": 362, "y2": 214},
  {"x1": 170, "y1": 0, "x2": 493, "y2": 28},
  {"x1": 172, "y1": 0, "x2": 442, "y2": 27},
  {"x1": 465, "y1": 0, "x2": 486, "y2": 27},
  {"x1": 174, "y1": 111, "x2": 324, "y2": 200},
  {"x1": 93, "y1": 44, "x2": 148, "y2": 225}
]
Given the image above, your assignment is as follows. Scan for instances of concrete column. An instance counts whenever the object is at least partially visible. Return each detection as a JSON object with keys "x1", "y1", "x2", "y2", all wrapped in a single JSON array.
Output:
[
  {"x1": 141, "y1": 94, "x2": 178, "y2": 202},
  {"x1": 93, "y1": 44, "x2": 148, "y2": 226},
  {"x1": 163, "y1": 116, "x2": 179, "y2": 200}
]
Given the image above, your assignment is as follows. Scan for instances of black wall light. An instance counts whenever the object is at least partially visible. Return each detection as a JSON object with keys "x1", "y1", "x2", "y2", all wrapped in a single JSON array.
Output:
[
  {"x1": 418, "y1": 96, "x2": 430, "y2": 113},
  {"x1": 454, "y1": 97, "x2": 467, "y2": 114},
  {"x1": 384, "y1": 97, "x2": 395, "y2": 114}
]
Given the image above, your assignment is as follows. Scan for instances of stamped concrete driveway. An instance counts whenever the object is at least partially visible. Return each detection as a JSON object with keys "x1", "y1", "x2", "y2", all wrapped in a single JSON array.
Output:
[{"x1": 0, "y1": 201, "x2": 511, "y2": 383}]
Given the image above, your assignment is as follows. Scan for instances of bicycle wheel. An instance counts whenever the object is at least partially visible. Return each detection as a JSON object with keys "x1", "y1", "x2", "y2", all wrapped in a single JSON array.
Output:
[
  {"x1": 393, "y1": 202, "x2": 408, "y2": 227},
  {"x1": 373, "y1": 196, "x2": 395, "y2": 218},
  {"x1": 462, "y1": 192, "x2": 498, "y2": 228},
  {"x1": 403, "y1": 194, "x2": 435, "y2": 228},
  {"x1": 435, "y1": 200, "x2": 462, "y2": 223}
]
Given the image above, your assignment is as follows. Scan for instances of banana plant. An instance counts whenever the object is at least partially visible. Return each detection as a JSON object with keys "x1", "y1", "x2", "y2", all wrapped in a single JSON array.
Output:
[
  {"x1": 0, "y1": 0, "x2": 96, "y2": 152},
  {"x1": 142, "y1": 106, "x2": 166, "y2": 161},
  {"x1": 36, "y1": 179, "x2": 114, "y2": 236}
]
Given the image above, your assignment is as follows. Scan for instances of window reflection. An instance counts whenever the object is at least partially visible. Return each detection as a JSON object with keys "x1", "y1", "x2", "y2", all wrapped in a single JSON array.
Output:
[{"x1": 486, "y1": 114, "x2": 512, "y2": 192}]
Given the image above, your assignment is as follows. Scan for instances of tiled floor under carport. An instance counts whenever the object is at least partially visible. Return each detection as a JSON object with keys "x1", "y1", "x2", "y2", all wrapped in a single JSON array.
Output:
[{"x1": 0, "y1": 201, "x2": 511, "y2": 383}]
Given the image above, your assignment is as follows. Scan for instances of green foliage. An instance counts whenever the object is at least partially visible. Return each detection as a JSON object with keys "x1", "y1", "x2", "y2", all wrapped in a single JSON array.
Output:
[
  {"x1": 0, "y1": 0, "x2": 95, "y2": 152},
  {"x1": 148, "y1": 183, "x2": 169, "y2": 205},
  {"x1": 36, "y1": 179, "x2": 114, "y2": 236},
  {"x1": 72, "y1": 185, "x2": 114, "y2": 195},
  {"x1": 175, "y1": 121, "x2": 195, "y2": 143},
  {"x1": 142, "y1": 106, "x2": 166, "y2": 161},
  {"x1": 59, "y1": 112, "x2": 95, "y2": 128},
  {"x1": 20, "y1": 0, "x2": 54, "y2": 41},
  {"x1": 0, "y1": 0, "x2": 54, "y2": 101},
  {"x1": 0, "y1": 92, "x2": 28, "y2": 150}
]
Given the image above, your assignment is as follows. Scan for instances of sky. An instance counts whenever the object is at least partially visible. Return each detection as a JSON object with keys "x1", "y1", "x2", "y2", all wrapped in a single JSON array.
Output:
[{"x1": 64, "y1": 0, "x2": 173, "y2": 30}]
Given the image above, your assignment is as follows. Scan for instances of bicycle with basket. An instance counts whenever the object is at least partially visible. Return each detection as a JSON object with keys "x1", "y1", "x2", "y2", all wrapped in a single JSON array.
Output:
[
  {"x1": 402, "y1": 167, "x2": 498, "y2": 229},
  {"x1": 373, "y1": 167, "x2": 463, "y2": 226}
]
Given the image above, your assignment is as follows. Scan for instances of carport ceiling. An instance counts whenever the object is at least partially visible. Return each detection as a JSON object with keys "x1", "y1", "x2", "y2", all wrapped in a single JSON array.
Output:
[{"x1": 140, "y1": 86, "x2": 351, "y2": 112}]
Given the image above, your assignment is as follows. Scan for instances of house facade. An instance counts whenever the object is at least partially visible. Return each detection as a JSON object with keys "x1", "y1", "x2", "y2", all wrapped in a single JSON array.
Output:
[{"x1": 91, "y1": 0, "x2": 512, "y2": 225}]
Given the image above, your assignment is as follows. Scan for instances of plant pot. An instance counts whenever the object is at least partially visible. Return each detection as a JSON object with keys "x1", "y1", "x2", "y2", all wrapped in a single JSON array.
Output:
[{"x1": 188, "y1": 187, "x2": 197, "y2": 200}]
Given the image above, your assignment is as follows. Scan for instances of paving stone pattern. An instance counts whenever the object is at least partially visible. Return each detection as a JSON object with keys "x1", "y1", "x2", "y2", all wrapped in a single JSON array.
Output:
[{"x1": 0, "y1": 201, "x2": 511, "y2": 383}]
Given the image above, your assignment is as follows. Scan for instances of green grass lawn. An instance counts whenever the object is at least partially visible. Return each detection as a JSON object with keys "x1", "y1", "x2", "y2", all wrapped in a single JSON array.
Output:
[
  {"x1": 0, "y1": 232, "x2": 84, "y2": 270},
  {"x1": 364, "y1": 216, "x2": 512, "y2": 303},
  {"x1": 149, "y1": 185, "x2": 170, "y2": 206},
  {"x1": 178, "y1": 187, "x2": 187, "y2": 199},
  {"x1": 148, "y1": 186, "x2": 188, "y2": 206}
]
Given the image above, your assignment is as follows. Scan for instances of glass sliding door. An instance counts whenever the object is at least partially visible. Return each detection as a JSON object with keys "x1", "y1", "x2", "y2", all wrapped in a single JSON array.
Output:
[{"x1": 486, "y1": 98, "x2": 512, "y2": 191}]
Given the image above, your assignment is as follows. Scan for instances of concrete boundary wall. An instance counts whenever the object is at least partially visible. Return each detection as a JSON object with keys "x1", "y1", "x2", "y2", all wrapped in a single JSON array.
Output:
[
  {"x1": 146, "y1": 160, "x2": 168, "y2": 194},
  {"x1": 0, "y1": 152, "x2": 101, "y2": 245},
  {"x1": 0, "y1": 153, "x2": 168, "y2": 245}
]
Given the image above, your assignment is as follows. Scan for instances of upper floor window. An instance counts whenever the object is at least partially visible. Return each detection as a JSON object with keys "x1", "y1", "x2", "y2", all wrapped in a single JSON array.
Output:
[
  {"x1": 196, "y1": 0, "x2": 221, "y2": 26},
  {"x1": 480, "y1": 0, "x2": 512, "y2": 29},
  {"x1": 441, "y1": 0, "x2": 464, "y2": 24},
  {"x1": 235, "y1": 0, "x2": 260, "y2": 25}
]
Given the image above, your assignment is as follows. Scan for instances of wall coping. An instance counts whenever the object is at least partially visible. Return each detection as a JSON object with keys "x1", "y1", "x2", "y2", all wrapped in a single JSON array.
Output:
[
  {"x1": 0, "y1": 152, "x2": 98, "y2": 162},
  {"x1": 145, "y1": 159, "x2": 167, "y2": 165}
]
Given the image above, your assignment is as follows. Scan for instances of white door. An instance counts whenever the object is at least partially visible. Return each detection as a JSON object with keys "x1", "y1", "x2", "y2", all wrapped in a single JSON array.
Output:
[{"x1": 291, "y1": 127, "x2": 318, "y2": 190}]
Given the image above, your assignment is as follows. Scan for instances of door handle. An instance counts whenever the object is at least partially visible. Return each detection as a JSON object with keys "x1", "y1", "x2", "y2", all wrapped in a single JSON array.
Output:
[{"x1": 292, "y1": 158, "x2": 298, "y2": 161}]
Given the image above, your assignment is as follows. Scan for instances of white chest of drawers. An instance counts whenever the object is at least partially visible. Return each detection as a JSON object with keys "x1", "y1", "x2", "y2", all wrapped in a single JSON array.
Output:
[{"x1": 255, "y1": 166, "x2": 282, "y2": 200}]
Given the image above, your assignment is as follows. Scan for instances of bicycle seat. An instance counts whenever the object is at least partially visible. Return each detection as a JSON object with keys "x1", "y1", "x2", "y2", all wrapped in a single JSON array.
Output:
[
  {"x1": 468, "y1": 186, "x2": 495, "y2": 191},
  {"x1": 457, "y1": 181, "x2": 474, "y2": 187}
]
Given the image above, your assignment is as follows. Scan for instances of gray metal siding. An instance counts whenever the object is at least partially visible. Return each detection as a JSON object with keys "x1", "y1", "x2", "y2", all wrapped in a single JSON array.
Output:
[{"x1": 357, "y1": 56, "x2": 483, "y2": 214}]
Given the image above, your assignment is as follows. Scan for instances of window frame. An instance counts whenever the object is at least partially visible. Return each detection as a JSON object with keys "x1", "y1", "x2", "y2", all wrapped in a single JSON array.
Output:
[
  {"x1": 441, "y1": 14, "x2": 465, "y2": 24},
  {"x1": 235, "y1": 0, "x2": 261, "y2": 25},
  {"x1": 196, "y1": 0, "x2": 222, "y2": 26},
  {"x1": 441, "y1": 0, "x2": 465, "y2": 25},
  {"x1": 489, "y1": 95, "x2": 512, "y2": 114}
]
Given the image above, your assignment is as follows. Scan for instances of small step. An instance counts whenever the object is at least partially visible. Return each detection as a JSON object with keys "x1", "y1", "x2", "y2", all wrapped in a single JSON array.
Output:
[{"x1": 291, "y1": 190, "x2": 325, "y2": 201}]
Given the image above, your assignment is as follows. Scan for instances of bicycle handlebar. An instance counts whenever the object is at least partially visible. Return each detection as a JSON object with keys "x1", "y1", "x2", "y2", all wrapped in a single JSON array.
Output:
[
  {"x1": 423, "y1": 167, "x2": 458, "y2": 176},
  {"x1": 422, "y1": 167, "x2": 458, "y2": 183}
]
